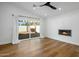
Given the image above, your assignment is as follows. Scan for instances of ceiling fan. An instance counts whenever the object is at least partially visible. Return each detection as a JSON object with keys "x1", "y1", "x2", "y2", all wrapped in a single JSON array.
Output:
[{"x1": 33, "y1": 2, "x2": 57, "y2": 10}]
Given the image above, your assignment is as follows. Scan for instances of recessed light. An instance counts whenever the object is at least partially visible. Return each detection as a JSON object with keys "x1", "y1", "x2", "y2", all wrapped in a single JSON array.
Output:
[
  {"x1": 58, "y1": 8, "x2": 62, "y2": 10},
  {"x1": 33, "y1": 7, "x2": 36, "y2": 10},
  {"x1": 44, "y1": 13, "x2": 47, "y2": 16}
]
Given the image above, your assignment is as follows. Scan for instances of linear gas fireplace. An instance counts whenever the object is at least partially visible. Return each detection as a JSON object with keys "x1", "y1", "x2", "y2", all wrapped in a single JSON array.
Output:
[{"x1": 58, "y1": 29, "x2": 71, "y2": 36}]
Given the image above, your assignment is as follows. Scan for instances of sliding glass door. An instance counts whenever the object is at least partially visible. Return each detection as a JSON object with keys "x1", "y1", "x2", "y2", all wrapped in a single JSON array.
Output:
[
  {"x1": 17, "y1": 16, "x2": 40, "y2": 40},
  {"x1": 28, "y1": 19, "x2": 40, "y2": 38}
]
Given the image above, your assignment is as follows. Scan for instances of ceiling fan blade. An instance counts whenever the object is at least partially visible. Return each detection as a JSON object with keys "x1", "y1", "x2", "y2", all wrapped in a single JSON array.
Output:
[
  {"x1": 39, "y1": 2, "x2": 50, "y2": 7},
  {"x1": 33, "y1": 2, "x2": 57, "y2": 10},
  {"x1": 44, "y1": 2, "x2": 50, "y2": 5},
  {"x1": 48, "y1": 5, "x2": 57, "y2": 10},
  {"x1": 44, "y1": 2, "x2": 57, "y2": 10}
]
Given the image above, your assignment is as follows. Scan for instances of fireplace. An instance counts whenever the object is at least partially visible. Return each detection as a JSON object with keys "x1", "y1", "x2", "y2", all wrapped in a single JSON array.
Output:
[{"x1": 58, "y1": 29, "x2": 71, "y2": 36}]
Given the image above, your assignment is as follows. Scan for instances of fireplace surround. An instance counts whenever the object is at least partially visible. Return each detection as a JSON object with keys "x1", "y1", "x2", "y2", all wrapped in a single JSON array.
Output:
[{"x1": 58, "y1": 29, "x2": 71, "y2": 36}]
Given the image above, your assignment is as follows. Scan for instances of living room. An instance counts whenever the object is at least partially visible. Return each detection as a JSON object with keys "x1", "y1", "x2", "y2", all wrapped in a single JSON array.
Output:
[{"x1": 0, "y1": 1, "x2": 79, "y2": 57}]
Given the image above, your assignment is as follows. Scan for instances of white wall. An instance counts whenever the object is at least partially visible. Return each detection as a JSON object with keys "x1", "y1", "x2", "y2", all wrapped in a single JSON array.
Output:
[
  {"x1": 45, "y1": 9, "x2": 79, "y2": 46},
  {"x1": 0, "y1": 3, "x2": 45, "y2": 45}
]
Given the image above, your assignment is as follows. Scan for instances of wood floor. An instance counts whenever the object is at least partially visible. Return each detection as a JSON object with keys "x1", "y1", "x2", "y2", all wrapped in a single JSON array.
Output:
[{"x1": 0, "y1": 38, "x2": 79, "y2": 57}]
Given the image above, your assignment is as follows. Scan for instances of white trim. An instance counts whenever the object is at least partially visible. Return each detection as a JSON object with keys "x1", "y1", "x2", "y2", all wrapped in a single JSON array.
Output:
[{"x1": 12, "y1": 16, "x2": 20, "y2": 44}]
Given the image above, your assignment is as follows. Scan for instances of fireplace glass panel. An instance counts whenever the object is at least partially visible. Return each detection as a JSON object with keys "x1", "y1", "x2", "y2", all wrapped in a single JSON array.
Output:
[{"x1": 59, "y1": 30, "x2": 71, "y2": 36}]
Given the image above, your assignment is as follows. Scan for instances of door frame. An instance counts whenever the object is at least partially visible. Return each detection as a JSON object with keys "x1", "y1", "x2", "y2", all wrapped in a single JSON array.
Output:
[{"x1": 12, "y1": 15, "x2": 41, "y2": 44}]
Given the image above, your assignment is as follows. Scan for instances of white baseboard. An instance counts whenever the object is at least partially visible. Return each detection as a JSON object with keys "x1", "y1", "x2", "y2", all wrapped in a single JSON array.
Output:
[
  {"x1": 46, "y1": 36, "x2": 79, "y2": 46},
  {"x1": 12, "y1": 40, "x2": 20, "y2": 44},
  {"x1": 0, "y1": 41, "x2": 11, "y2": 45}
]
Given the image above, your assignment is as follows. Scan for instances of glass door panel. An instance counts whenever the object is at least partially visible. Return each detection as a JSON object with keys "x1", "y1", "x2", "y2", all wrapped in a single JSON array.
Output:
[
  {"x1": 17, "y1": 16, "x2": 40, "y2": 40},
  {"x1": 28, "y1": 19, "x2": 40, "y2": 38},
  {"x1": 17, "y1": 17, "x2": 29, "y2": 39}
]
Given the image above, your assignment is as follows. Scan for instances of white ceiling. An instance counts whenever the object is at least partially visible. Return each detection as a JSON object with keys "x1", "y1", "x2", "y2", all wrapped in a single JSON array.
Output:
[{"x1": 11, "y1": 2, "x2": 79, "y2": 18}]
